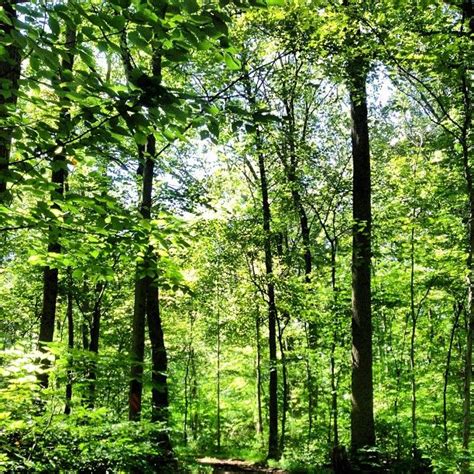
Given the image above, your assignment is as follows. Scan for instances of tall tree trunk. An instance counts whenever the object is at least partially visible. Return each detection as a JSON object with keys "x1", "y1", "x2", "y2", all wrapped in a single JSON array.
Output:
[
  {"x1": 345, "y1": 4, "x2": 375, "y2": 448},
  {"x1": 279, "y1": 132, "x2": 318, "y2": 439},
  {"x1": 183, "y1": 348, "x2": 190, "y2": 445},
  {"x1": 128, "y1": 143, "x2": 154, "y2": 421},
  {"x1": 147, "y1": 274, "x2": 172, "y2": 451},
  {"x1": 329, "y1": 239, "x2": 339, "y2": 447},
  {"x1": 183, "y1": 313, "x2": 195, "y2": 445},
  {"x1": 304, "y1": 322, "x2": 315, "y2": 443},
  {"x1": 460, "y1": 4, "x2": 473, "y2": 465},
  {"x1": 38, "y1": 23, "x2": 76, "y2": 388},
  {"x1": 258, "y1": 144, "x2": 279, "y2": 461},
  {"x1": 277, "y1": 314, "x2": 288, "y2": 455},
  {"x1": 244, "y1": 73, "x2": 279, "y2": 460},
  {"x1": 190, "y1": 347, "x2": 198, "y2": 440},
  {"x1": 64, "y1": 285, "x2": 74, "y2": 415},
  {"x1": 409, "y1": 222, "x2": 418, "y2": 455},
  {"x1": 443, "y1": 302, "x2": 462, "y2": 450},
  {"x1": 216, "y1": 289, "x2": 221, "y2": 452},
  {"x1": 0, "y1": 0, "x2": 21, "y2": 202},
  {"x1": 125, "y1": 41, "x2": 163, "y2": 421},
  {"x1": 255, "y1": 304, "x2": 264, "y2": 441},
  {"x1": 462, "y1": 120, "x2": 473, "y2": 474},
  {"x1": 86, "y1": 282, "x2": 104, "y2": 408}
]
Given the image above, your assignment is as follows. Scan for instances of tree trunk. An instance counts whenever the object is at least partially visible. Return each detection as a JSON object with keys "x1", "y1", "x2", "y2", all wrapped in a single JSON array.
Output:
[
  {"x1": 125, "y1": 33, "x2": 165, "y2": 426},
  {"x1": 279, "y1": 137, "x2": 318, "y2": 440},
  {"x1": 38, "y1": 23, "x2": 76, "y2": 388},
  {"x1": 147, "y1": 274, "x2": 172, "y2": 451},
  {"x1": 128, "y1": 142, "x2": 154, "y2": 421},
  {"x1": 190, "y1": 347, "x2": 198, "y2": 440},
  {"x1": 86, "y1": 282, "x2": 104, "y2": 408},
  {"x1": 255, "y1": 304, "x2": 264, "y2": 441},
  {"x1": 64, "y1": 286, "x2": 74, "y2": 415},
  {"x1": 443, "y1": 303, "x2": 461, "y2": 450},
  {"x1": 462, "y1": 135, "x2": 473, "y2": 473},
  {"x1": 216, "y1": 290, "x2": 221, "y2": 452},
  {"x1": 329, "y1": 239, "x2": 339, "y2": 447},
  {"x1": 409, "y1": 223, "x2": 417, "y2": 455},
  {"x1": 277, "y1": 314, "x2": 288, "y2": 455},
  {"x1": 346, "y1": 21, "x2": 375, "y2": 449},
  {"x1": 304, "y1": 322, "x2": 315, "y2": 442},
  {"x1": 258, "y1": 146, "x2": 279, "y2": 461},
  {"x1": 244, "y1": 73, "x2": 279, "y2": 461},
  {"x1": 0, "y1": 0, "x2": 21, "y2": 202},
  {"x1": 460, "y1": 3, "x2": 473, "y2": 462}
]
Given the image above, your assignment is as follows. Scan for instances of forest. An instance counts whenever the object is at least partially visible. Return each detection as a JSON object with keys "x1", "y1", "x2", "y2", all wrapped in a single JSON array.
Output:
[{"x1": 0, "y1": 0, "x2": 472, "y2": 472}]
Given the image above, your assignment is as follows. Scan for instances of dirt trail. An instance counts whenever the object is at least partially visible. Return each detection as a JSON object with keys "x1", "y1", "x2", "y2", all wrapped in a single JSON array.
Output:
[{"x1": 196, "y1": 457, "x2": 288, "y2": 474}]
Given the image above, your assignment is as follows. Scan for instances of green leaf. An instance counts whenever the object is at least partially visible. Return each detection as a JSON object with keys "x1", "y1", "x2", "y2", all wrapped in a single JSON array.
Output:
[
  {"x1": 109, "y1": 15, "x2": 126, "y2": 30},
  {"x1": 134, "y1": 132, "x2": 148, "y2": 145},
  {"x1": 184, "y1": 0, "x2": 200, "y2": 13},
  {"x1": 72, "y1": 268, "x2": 83, "y2": 279},
  {"x1": 224, "y1": 52, "x2": 241, "y2": 71},
  {"x1": 48, "y1": 16, "x2": 61, "y2": 36}
]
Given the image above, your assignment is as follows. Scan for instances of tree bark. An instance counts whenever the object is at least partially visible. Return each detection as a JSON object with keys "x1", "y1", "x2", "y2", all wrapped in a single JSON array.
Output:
[
  {"x1": 257, "y1": 141, "x2": 279, "y2": 461},
  {"x1": 38, "y1": 23, "x2": 76, "y2": 388},
  {"x1": 345, "y1": 17, "x2": 375, "y2": 448},
  {"x1": 444, "y1": 303, "x2": 462, "y2": 450},
  {"x1": 128, "y1": 142, "x2": 154, "y2": 421},
  {"x1": 147, "y1": 274, "x2": 171, "y2": 451},
  {"x1": 86, "y1": 282, "x2": 104, "y2": 408},
  {"x1": 64, "y1": 286, "x2": 74, "y2": 415},
  {"x1": 409, "y1": 221, "x2": 418, "y2": 455},
  {"x1": 461, "y1": 118, "x2": 473, "y2": 473},
  {"x1": 277, "y1": 313, "x2": 288, "y2": 455},
  {"x1": 0, "y1": 0, "x2": 21, "y2": 202},
  {"x1": 244, "y1": 72, "x2": 279, "y2": 461},
  {"x1": 329, "y1": 239, "x2": 339, "y2": 447},
  {"x1": 255, "y1": 304, "x2": 264, "y2": 441},
  {"x1": 460, "y1": 3, "x2": 473, "y2": 463},
  {"x1": 216, "y1": 289, "x2": 221, "y2": 452}
]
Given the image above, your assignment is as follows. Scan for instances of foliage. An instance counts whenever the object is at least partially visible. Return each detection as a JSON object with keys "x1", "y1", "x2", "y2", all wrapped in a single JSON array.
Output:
[{"x1": 0, "y1": 0, "x2": 472, "y2": 472}]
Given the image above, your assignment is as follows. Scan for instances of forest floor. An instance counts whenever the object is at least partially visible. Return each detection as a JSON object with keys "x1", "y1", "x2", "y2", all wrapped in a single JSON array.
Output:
[{"x1": 196, "y1": 457, "x2": 289, "y2": 473}]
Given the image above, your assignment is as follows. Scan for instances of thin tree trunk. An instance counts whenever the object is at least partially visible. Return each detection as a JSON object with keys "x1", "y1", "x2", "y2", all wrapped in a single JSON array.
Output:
[
  {"x1": 216, "y1": 294, "x2": 221, "y2": 452},
  {"x1": 304, "y1": 322, "x2": 314, "y2": 443},
  {"x1": 462, "y1": 136, "x2": 473, "y2": 470},
  {"x1": 345, "y1": 6, "x2": 375, "y2": 447},
  {"x1": 244, "y1": 73, "x2": 279, "y2": 461},
  {"x1": 0, "y1": 0, "x2": 21, "y2": 202},
  {"x1": 277, "y1": 314, "x2": 288, "y2": 455},
  {"x1": 260, "y1": 149, "x2": 279, "y2": 461},
  {"x1": 443, "y1": 302, "x2": 462, "y2": 450},
  {"x1": 409, "y1": 221, "x2": 418, "y2": 456},
  {"x1": 190, "y1": 347, "x2": 198, "y2": 440},
  {"x1": 255, "y1": 304, "x2": 263, "y2": 441},
  {"x1": 64, "y1": 286, "x2": 74, "y2": 415},
  {"x1": 329, "y1": 239, "x2": 339, "y2": 447},
  {"x1": 86, "y1": 282, "x2": 104, "y2": 408},
  {"x1": 460, "y1": 5, "x2": 473, "y2": 460},
  {"x1": 183, "y1": 353, "x2": 189, "y2": 445},
  {"x1": 279, "y1": 131, "x2": 317, "y2": 439},
  {"x1": 38, "y1": 23, "x2": 76, "y2": 388},
  {"x1": 183, "y1": 315, "x2": 193, "y2": 445}
]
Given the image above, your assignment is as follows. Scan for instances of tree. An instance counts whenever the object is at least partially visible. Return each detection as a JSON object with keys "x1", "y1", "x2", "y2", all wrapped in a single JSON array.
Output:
[
  {"x1": 343, "y1": 0, "x2": 376, "y2": 452},
  {"x1": 0, "y1": 0, "x2": 472, "y2": 472},
  {"x1": 0, "y1": 0, "x2": 21, "y2": 202},
  {"x1": 38, "y1": 18, "x2": 77, "y2": 388}
]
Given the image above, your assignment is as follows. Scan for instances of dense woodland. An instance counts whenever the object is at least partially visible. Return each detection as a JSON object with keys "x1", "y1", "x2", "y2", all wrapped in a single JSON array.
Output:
[{"x1": 0, "y1": 0, "x2": 472, "y2": 472}]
